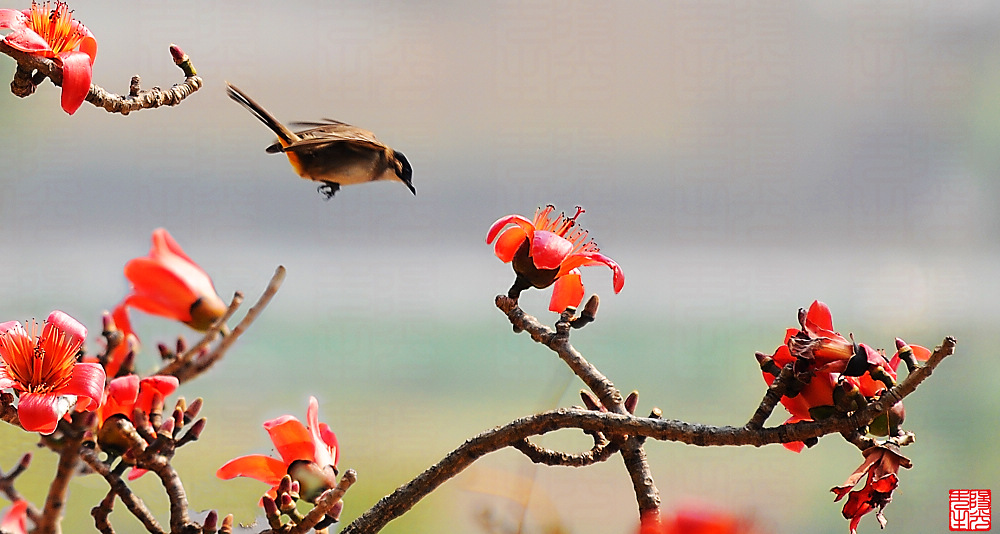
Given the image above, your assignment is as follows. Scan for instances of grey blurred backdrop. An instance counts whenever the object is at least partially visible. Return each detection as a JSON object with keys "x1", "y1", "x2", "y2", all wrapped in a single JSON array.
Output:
[{"x1": 1, "y1": 2, "x2": 998, "y2": 533}]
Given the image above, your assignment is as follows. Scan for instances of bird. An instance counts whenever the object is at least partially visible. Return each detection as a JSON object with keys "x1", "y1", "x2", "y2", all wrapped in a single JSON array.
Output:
[{"x1": 225, "y1": 82, "x2": 414, "y2": 199}]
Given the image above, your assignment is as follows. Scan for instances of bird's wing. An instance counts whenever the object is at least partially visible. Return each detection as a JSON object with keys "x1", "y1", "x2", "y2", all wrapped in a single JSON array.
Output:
[
  {"x1": 290, "y1": 119, "x2": 350, "y2": 128},
  {"x1": 281, "y1": 124, "x2": 387, "y2": 153}
]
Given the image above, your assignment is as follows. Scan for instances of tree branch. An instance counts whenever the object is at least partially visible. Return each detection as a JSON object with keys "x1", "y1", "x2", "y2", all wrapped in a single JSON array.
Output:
[
  {"x1": 0, "y1": 42, "x2": 202, "y2": 115},
  {"x1": 341, "y1": 334, "x2": 954, "y2": 533},
  {"x1": 494, "y1": 296, "x2": 661, "y2": 517},
  {"x1": 161, "y1": 266, "x2": 285, "y2": 383},
  {"x1": 80, "y1": 447, "x2": 165, "y2": 534}
]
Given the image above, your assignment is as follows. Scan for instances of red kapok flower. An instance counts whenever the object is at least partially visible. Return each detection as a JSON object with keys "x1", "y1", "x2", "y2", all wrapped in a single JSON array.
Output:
[
  {"x1": 97, "y1": 373, "x2": 178, "y2": 427},
  {"x1": 96, "y1": 373, "x2": 179, "y2": 479},
  {"x1": 639, "y1": 504, "x2": 760, "y2": 534},
  {"x1": 119, "y1": 228, "x2": 227, "y2": 332},
  {"x1": 217, "y1": 396, "x2": 339, "y2": 502},
  {"x1": 0, "y1": 311, "x2": 105, "y2": 434},
  {"x1": 0, "y1": 2, "x2": 97, "y2": 114},
  {"x1": 832, "y1": 444, "x2": 911, "y2": 534},
  {"x1": 486, "y1": 205, "x2": 624, "y2": 312},
  {"x1": 0, "y1": 499, "x2": 29, "y2": 534},
  {"x1": 785, "y1": 301, "x2": 882, "y2": 376}
]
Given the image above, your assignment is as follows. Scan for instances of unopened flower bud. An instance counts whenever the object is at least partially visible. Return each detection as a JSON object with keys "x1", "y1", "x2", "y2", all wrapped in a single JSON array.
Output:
[
  {"x1": 184, "y1": 397, "x2": 203, "y2": 422},
  {"x1": 579, "y1": 390, "x2": 602, "y2": 411},
  {"x1": 278, "y1": 474, "x2": 293, "y2": 496},
  {"x1": 262, "y1": 495, "x2": 278, "y2": 516},
  {"x1": 328, "y1": 500, "x2": 344, "y2": 522},
  {"x1": 169, "y1": 44, "x2": 187, "y2": 64},
  {"x1": 895, "y1": 337, "x2": 919, "y2": 373},
  {"x1": 158, "y1": 417, "x2": 175, "y2": 437},
  {"x1": 157, "y1": 343, "x2": 173, "y2": 360},
  {"x1": 203, "y1": 510, "x2": 218, "y2": 533},
  {"x1": 279, "y1": 492, "x2": 295, "y2": 513},
  {"x1": 186, "y1": 418, "x2": 206, "y2": 440},
  {"x1": 624, "y1": 390, "x2": 639, "y2": 415}
]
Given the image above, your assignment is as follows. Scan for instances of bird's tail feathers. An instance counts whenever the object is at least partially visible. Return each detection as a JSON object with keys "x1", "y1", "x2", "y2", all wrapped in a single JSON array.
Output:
[{"x1": 225, "y1": 82, "x2": 298, "y2": 147}]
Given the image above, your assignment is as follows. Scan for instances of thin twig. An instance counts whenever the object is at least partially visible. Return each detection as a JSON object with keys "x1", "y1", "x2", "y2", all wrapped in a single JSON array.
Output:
[
  {"x1": 167, "y1": 266, "x2": 285, "y2": 383},
  {"x1": 0, "y1": 453, "x2": 39, "y2": 523},
  {"x1": 745, "y1": 363, "x2": 796, "y2": 429},
  {"x1": 157, "y1": 292, "x2": 244, "y2": 377},
  {"x1": 80, "y1": 443, "x2": 165, "y2": 534},
  {"x1": 512, "y1": 436, "x2": 617, "y2": 467},
  {"x1": 289, "y1": 470, "x2": 357, "y2": 534},
  {"x1": 495, "y1": 296, "x2": 661, "y2": 517}
]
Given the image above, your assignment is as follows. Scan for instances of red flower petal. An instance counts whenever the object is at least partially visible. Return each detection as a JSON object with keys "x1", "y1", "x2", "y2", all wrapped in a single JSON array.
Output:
[
  {"x1": 45, "y1": 310, "x2": 87, "y2": 346},
  {"x1": 57, "y1": 50, "x2": 93, "y2": 114},
  {"x1": 58, "y1": 362, "x2": 107, "y2": 411},
  {"x1": 492, "y1": 227, "x2": 527, "y2": 263},
  {"x1": 548, "y1": 269, "x2": 584, "y2": 312},
  {"x1": 805, "y1": 301, "x2": 834, "y2": 332},
  {"x1": 911, "y1": 344, "x2": 931, "y2": 362},
  {"x1": 152, "y1": 228, "x2": 198, "y2": 265},
  {"x1": 123, "y1": 259, "x2": 198, "y2": 321},
  {"x1": 263, "y1": 415, "x2": 315, "y2": 466},
  {"x1": 307, "y1": 397, "x2": 337, "y2": 468},
  {"x1": 216, "y1": 454, "x2": 287, "y2": 486},
  {"x1": 135, "y1": 375, "x2": 179, "y2": 415},
  {"x1": 0, "y1": 499, "x2": 28, "y2": 534},
  {"x1": 486, "y1": 215, "x2": 535, "y2": 246},
  {"x1": 529, "y1": 231, "x2": 573, "y2": 270},
  {"x1": 68, "y1": 18, "x2": 97, "y2": 63},
  {"x1": 0, "y1": 10, "x2": 50, "y2": 54},
  {"x1": 17, "y1": 392, "x2": 74, "y2": 434},
  {"x1": 100, "y1": 375, "x2": 138, "y2": 423},
  {"x1": 558, "y1": 252, "x2": 625, "y2": 293},
  {"x1": 126, "y1": 467, "x2": 150, "y2": 481}
]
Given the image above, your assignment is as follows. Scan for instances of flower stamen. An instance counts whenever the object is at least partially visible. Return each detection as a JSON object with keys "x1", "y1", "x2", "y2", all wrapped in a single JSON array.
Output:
[{"x1": 26, "y1": 1, "x2": 86, "y2": 55}]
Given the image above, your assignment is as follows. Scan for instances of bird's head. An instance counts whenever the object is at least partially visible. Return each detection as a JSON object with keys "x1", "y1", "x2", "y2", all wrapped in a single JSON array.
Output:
[{"x1": 394, "y1": 150, "x2": 415, "y2": 195}]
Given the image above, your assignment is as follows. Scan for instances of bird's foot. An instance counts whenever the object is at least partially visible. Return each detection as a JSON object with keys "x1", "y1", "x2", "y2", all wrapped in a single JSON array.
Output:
[{"x1": 317, "y1": 181, "x2": 341, "y2": 200}]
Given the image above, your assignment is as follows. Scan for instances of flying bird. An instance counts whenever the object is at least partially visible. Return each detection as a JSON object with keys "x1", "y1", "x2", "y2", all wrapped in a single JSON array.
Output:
[{"x1": 226, "y1": 82, "x2": 414, "y2": 199}]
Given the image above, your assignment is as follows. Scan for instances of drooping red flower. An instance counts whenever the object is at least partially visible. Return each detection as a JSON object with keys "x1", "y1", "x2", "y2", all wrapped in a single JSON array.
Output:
[
  {"x1": 486, "y1": 205, "x2": 624, "y2": 312},
  {"x1": 0, "y1": 499, "x2": 28, "y2": 534},
  {"x1": 0, "y1": 2, "x2": 97, "y2": 114},
  {"x1": 638, "y1": 504, "x2": 759, "y2": 534},
  {"x1": 831, "y1": 444, "x2": 911, "y2": 534},
  {"x1": 785, "y1": 301, "x2": 882, "y2": 376},
  {"x1": 0, "y1": 311, "x2": 105, "y2": 434},
  {"x1": 761, "y1": 301, "x2": 884, "y2": 452},
  {"x1": 217, "y1": 396, "x2": 339, "y2": 502},
  {"x1": 119, "y1": 228, "x2": 227, "y2": 332}
]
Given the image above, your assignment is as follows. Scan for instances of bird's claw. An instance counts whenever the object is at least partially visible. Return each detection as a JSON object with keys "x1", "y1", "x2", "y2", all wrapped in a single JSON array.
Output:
[{"x1": 317, "y1": 181, "x2": 341, "y2": 200}]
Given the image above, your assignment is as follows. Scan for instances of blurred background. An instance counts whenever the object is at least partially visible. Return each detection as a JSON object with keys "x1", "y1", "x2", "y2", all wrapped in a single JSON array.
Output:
[{"x1": 1, "y1": 1, "x2": 998, "y2": 532}]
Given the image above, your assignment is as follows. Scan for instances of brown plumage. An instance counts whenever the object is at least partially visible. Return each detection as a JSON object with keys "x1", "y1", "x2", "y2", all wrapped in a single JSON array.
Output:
[{"x1": 226, "y1": 82, "x2": 414, "y2": 199}]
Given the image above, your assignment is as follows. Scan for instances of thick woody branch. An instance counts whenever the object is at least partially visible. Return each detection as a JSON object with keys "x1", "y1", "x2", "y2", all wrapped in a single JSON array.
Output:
[
  {"x1": 345, "y1": 337, "x2": 954, "y2": 533},
  {"x1": 0, "y1": 42, "x2": 202, "y2": 115},
  {"x1": 35, "y1": 421, "x2": 86, "y2": 534}
]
